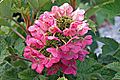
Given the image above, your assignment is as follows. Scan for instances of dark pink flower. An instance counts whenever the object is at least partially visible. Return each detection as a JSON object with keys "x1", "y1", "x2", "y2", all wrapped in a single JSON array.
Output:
[
  {"x1": 47, "y1": 63, "x2": 60, "y2": 75},
  {"x1": 78, "y1": 50, "x2": 89, "y2": 61},
  {"x1": 84, "y1": 35, "x2": 93, "y2": 45},
  {"x1": 31, "y1": 62, "x2": 44, "y2": 74},
  {"x1": 45, "y1": 57, "x2": 60, "y2": 68},
  {"x1": 46, "y1": 48, "x2": 60, "y2": 57},
  {"x1": 70, "y1": 21, "x2": 91, "y2": 36},
  {"x1": 26, "y1": 35, "x2": 45, "y2": 48},
  {"x1": 24, "y1": 3, "x2": 93, "y2": 75},
  {"x1": 34, "y1": 20, "x2": 48, "y2": 32},
  {"x1": 77, "y1": 21, "x2": 91, "y2": 36},
  {"x1": 31, "y1": 56, "x2": 48, "y2": 73},
  {"x1": 39, "y1": 12, "x2": 56, "y2": 27},
  {"x1": 63, "y1": 28, "x2": 76, "y2": 36},
  {"x1": 24, "y1": 46, "x2": 48, "y2": 74},
  {"x1": 51, "y1": 6, "x2": 62, "y2": 18},
  {"x1": 72, "y1": 8, "x2": 85, "y2": 21},
  {"x1": 47, "y1": 36, "x2": 60, "y2": 41},
  {"x1": 60, "y1": 42, "x2": 81, "y2": 60},
  {"x1": 23, "y1": 46, "x2": 38, "y2": 59},
  {"x1": 28, "y1": 25, "x2": 44, "y2": 37},
  {"x1": 45, "y1": 48, "x2": 61, "y2": 68},
  {"x1": 60, "y1": 44, "x2": 70, "y2": 52},
  {"x1": 61, "y1": 59, "x2": 77, "y2": 75},
  {"x1": 48, "y1": 26, "x2": 62, "y2": 33},
  {"x1": 51, "y1": 3, "x2": 73, "y2": 18},
  {"x1": 70, "y1": 21, "x2": 82, "y2": 29},
  {"x1": 78, "y1": 26, "x2": 91, "y2": 36},
  {"x1": 59, "y1": 3, "x2": 73, "y2": 16},
  {"x1": 81, "y1": 35, "x2": 93, "y2": 48}
]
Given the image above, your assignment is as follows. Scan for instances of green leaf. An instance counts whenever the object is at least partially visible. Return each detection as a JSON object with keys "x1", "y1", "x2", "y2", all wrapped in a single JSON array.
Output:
[
  {"x1": 53, "y1": 0, "x2": 69, "y2": 6},
  {"x1": 27, "y1": 0, "x2": 39, "y2": 12},
  {"x1": 114, "y1": 47, "x2": 120, "y2": 61},
  {"x1": 98, "y1": 55, "x2": 118, "y2": 64},
  {"x1": 96, "y1": 67, "x2": 116, "y2": 80},
  {"x1": 96, "y1": 11, "x2": 106, "y2": 26},
  {"x1": 94, "y1": 0, "x2": 114, "y2": 5},
  {"x1": 0, "y1": 61, "x2": 12, "y2": 78},
  {"x1": 0, "y1": 36, "x2": 10, "y2": 64},
  {"x1": 12, "y1": 60, "x2": 28, "y2": 69},
  {"x1": 14, "y1": 38, "x2": 25, "y2": 56},
  {"x1": 77, "y1": 58, "x2": 103, "y2": 80},
  {"x1": 86, "y1": 6, "x2": 100, "y2": 18},
  {"x1": 101, "y1": 0, "x2": 120, "y2": 17},
  {"x1": 97, "y1": 37, "x2": 119, "y2": 55},
  {"x1": 48, "y1": 74, "x2": 59, "y2": 80},
  {"x1": 12, "y1": 0, "x2": 29, "y2": 13},
  {"x1": 0, "y1": 26, "x2": 10, "y2": 35},
  {"x1": 1, "y1": 68, "x2": 20, "y2": 80},
  {"x1": 38, "y1": 75, "x2": 47, "y2": 80},
  {"x1": 18, "y1": 68, "x2": 38, "y2": 80},
  {"x1": 40, "y1": 0, "x2": 52, "y2": 11},
  {"x1": 106, "y1": 62, "x2": 120, "y2": 72},
  {"x1": 12, "y1": 0, "x2": 28, "y2": 8},
  {"x1": 5, "y1": 36, "x2": 16, "y2": 46},
  {"x1": 28, "y1": 0, "x2": 50, "y2": 12},
  {"x1": 0, "y1": 0, "x2": 13, "y2": 18},
  {"x1": 0, "y1": 18, "x2": 11, "y2": 26},
  {"x1": 112, "y1": 72, "x2": 120, "y2": 80},
  {"x1": 97, "y1": 38, "x2": 119, "y2": 64},
  {"x1": 85, "y1": 0, "x2": 114, "y2": 18}
]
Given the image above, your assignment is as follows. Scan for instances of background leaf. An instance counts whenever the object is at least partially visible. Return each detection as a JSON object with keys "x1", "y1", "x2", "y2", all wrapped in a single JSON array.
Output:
[
  {"x1": 18, "y1": 68, "x2": 38, "y2": 80},
  {"x1": 0, "y1": 0, "x2": 13, "y2": 18},
  {"x1": 106, "y1": 62, "x2": 120, "y2": 72}
]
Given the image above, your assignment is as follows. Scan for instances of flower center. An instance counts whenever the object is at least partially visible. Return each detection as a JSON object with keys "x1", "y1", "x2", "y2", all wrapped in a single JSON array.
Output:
[
  {"x1": 38, "y1": 17, "x2": 74, "y2": 57},
  {"x1": 56, "y1": 16, "x2": 73, "y2": 30}
]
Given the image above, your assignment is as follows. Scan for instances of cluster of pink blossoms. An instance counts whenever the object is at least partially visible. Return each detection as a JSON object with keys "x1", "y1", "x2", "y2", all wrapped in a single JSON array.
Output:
[{"x1": 24, "y1": 3, "x2": 92, "y2": 75}]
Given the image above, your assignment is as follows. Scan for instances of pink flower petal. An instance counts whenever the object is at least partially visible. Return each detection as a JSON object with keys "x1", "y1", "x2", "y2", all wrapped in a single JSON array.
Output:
[
  {"x1": 36, "y1": 64, "x2": 44, "y2": 74},
  {"x1": 46, "y1": 48, "x2": 58, "y2": 57},
  {"x1": 60, "y1": 3, "x2": 73, "y2": 16},
  {"x1": 47, "y1": 63, "x2": 60, "y2": 75},
  {"x1": 49, "y1": 26, "x2": 62, "y2": 34},
  {"x1": 72, "y1": 8, "x2": 85, "y2": 21},
  {"x1": 63, "y1": 28, "x2": 76, "y2": 36},
  {"x1": 47, "y1": 36, "x2": 60, "y2": 41},
  {"x1": 60, "y1": 45, "x2": 70, "y2": 52},
  {"x1": 63, "y1": 67, "x2": 76, "y2": 75},
  {"x1": 45, "y1": 57, "x2": 60, "y2": 68},
  {"x1": 31, "y1": 63, "x2": 37, "y2": 70}
]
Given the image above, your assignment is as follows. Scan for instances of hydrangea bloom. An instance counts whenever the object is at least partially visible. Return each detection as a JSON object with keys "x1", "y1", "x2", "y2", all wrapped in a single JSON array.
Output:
[{"x1": 24, "y1": 3, "x2": 93, "y2": 75}]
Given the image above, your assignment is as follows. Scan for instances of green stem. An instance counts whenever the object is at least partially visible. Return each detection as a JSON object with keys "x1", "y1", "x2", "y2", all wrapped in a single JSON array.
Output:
[
  {"x1": 15, "y1": 55, "x2": 31, "y2": 62},
  {"x1": 10, "y1": 27, "x2": 25, "y2": 40},
  {"x1": 10, "y1": 18, "x2": 27, "y2": 34}
]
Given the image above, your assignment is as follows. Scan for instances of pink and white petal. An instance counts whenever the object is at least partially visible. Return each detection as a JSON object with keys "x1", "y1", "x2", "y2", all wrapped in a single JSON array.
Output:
[
  {"x1": 63, "y1": 67, "x2": 76, "y2": 75},
  {"x1": 47, "y1": 64, "x2": 60, "y2": 75},
  {"x1": 36, "y1": 64, "x2": 44, "y2": 74},
  {"x1": 46, "y1": 48, "x2": 58, "y2": 57},
  {"x1": 60, "y1": 45, "x2": 70, "y2": 52},
  {"x1": 45, "y1": 57, "x2": 60, "y2": 68},
  {"x1": 72, "y1": 8, "x2": 85, "y2": 21},
  {"x1": 31, "y1": 63, "x2": 37, "y2": 70},
  {"x1": 47, "y1": 36, "x2": 60, "y2": 41}
]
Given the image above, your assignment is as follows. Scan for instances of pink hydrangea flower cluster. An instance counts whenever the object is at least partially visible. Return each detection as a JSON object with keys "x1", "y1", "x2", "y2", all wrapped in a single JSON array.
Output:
[{"x1": 24, "y1": 3, "x2": 92, "y2": 75}]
